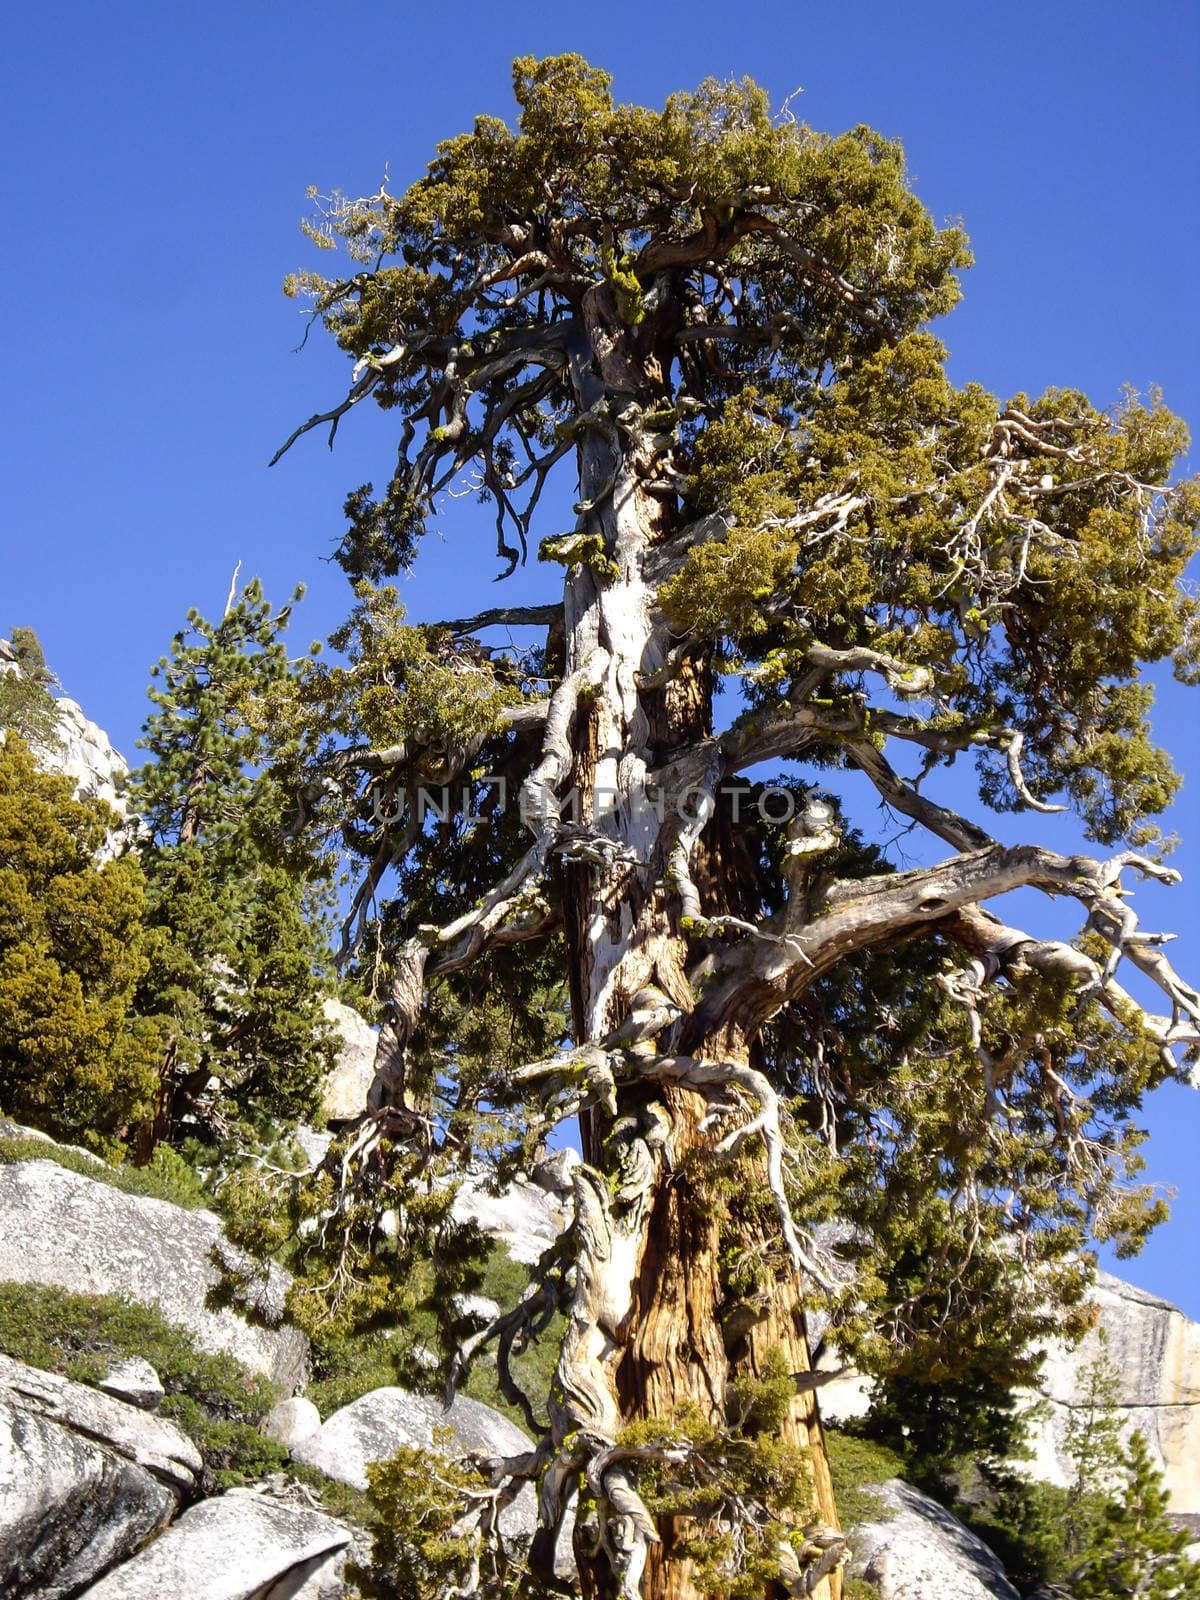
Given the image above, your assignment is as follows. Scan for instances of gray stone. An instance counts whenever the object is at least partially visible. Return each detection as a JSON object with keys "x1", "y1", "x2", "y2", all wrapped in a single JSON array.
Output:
[
  {"x1": 452, "y1": 1170, "x2": 565, "y2": 1266},
  {"x1": 76, "y1": 1487, "x2": 353, "y2": 1600},
  {"x1": 453, "y1": 1293, "x2": 501, "y2": 1325},
  {"x1": 0, "y1": 1153, "x2": 307, "y2": 1391},
  {"x1": 0, "y1": 1354, "x2": 200, "y2": 1600},
  {"x1": 291, "y1": 1124, "x2": 333, "y2": 1167},
  {"x1": 0, "y1": 1355, "x2": 200, "y2": 1491},
  {"x1": 1019, "y1": 1271, "x2": 1200, "y2": 1513},
  {"x1": 99, "y1": 1358, "x2": 164, "y2": 1413},
  {"x1": 848, "y1": 1479, "x2": 1019, "y2": 1600},
  {"x1": 264, "y1": 1396, "x2": 322, "y2": 1452},
  {"x1": 44, "y1": 697, "x2": 130, "y2": 819},
  {"x1": 292, "y1": 1386, "x2": 538, "y2": 1537},
  {"x1": 319, "y1": 999, "x2": 379, "y2": 1123},
  {"x1": 531, "y1": 1147, "x2": 579, "y2": 1195},
  {"x1": 0, "y1": 1399, "x2": 174, "y2": 1600}
]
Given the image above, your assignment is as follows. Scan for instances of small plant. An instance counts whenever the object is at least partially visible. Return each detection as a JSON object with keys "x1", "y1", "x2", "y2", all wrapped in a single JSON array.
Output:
[
  {"x1": 0, "y1": 1132, "x2": 209, "y2": 1210},
  {"x1": 0, "y1": 1281, "x2": 284, "y2": 1487}
]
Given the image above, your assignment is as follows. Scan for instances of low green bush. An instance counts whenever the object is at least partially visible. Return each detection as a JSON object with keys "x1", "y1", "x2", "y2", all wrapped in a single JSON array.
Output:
[
  {"x1": 0, "y1": 1132, "x2": 209, "y2": 1209},
  {"x1": 824, "y1": 1429, "x2": 905, "y2": 1529},
  {"x1": 0, "y1": 1281, "x2": 284, "y2": 1486}
]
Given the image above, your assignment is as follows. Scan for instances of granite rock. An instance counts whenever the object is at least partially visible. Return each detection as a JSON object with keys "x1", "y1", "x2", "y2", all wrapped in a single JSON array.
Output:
[
  {"x1": 75, "y1": 1488, "x2": 352, "y2": 1600},
  {"x1": 848, "y1": 1479, "x2": 1019, "y2": 1600},
  {"x1": 98, "y1": 1358, "x2": 165, "y2": 1413},
  {"x1": 452, "y1": 1170, "x2": 565, "y2": 1267},
  {"x1": 0, "y1": 1353, "x2": 200, "y2": 1600},
  {"x1": 319, "y1": 999, "x2": 378, "y2": 1123},
  {"x1": 263, "y1": 1396, "x2": 322, "y2": 1452},
  {"x1": 0, "y1": 1150, "x2": 307, "y2": 1391}
]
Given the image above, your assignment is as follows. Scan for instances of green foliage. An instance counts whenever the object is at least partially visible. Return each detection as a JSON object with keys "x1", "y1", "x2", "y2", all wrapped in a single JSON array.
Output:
[
  {"x1": 0, "y1": 1130, "x2": 208, "y2": 1209},
  {"x1": 272, "y1": 581, "x2": 521, "y2": 767},
  {"x1": 0, "y1": 1280, "x2": 284, "y2": 1486},
  {"x1": 823, "y1": 1430, "x2": 905, "y2": 1530},
  {"x1": 0, "y1": 626, "x2": 61, "y2": 750},
  {"x1": 0, "y1": 735, "x2": 165, "y2": 1151},
  {"x1": 616, "y1": 1352, "x2": 816, "y2": 1599},
  {"x1": 909, "y1": 1338, "x2": 1165, "y2": 1595},
  {"x1": 768, "y1": 918, "x2": 1173, "y2": 1474},
  {"x1": 129, "y1": 580, "x2": 336, "y2": 1150},
  {"x1": 957, "y1": 1472, "x2": 1074, "y2": 1595},
  {"x1": 286, "y1": 1460, "x2": 375, "y2": 1527},
  {"x1": 218, "y1": 1134, "x2": 496, "y2": 1402},
  {"x1": 1061, "y1": 1332, "x2": 1128, "y2": 1566},
  {"x1": 304, "y1": 1327, "x2": 424, "y2": 1420},
  {"x1": 1072, "y1": 1431, "x2": 1200, "y2": 1599},
  {"x1": 356, "y1": 1433, "x2": 499, "y2": 1600},
  {"x1": 287, "y1": 56, "x2": 970, "y2": 583}
]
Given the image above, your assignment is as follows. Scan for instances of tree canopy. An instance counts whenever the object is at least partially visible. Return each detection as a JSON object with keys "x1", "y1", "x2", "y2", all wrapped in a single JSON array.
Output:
[
  {"x1": 0, "y1": 735, "x2": 163, "y2": 1150},
  {"x1": 260, "y1": 56, "x2": 1200, "y2": 1600},
  {"x1": 129, "y1": 580, "x2": 336, "y2": 1152}
]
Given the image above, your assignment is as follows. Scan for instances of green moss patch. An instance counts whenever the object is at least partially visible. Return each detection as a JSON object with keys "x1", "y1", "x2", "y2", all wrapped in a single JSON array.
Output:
[
  {"x1": 0, "y1": 1280, "x2": 282, "y2": 1486},
  {"x1": 0, "y1": 1131, "x2": 209, "y2": 1209}
]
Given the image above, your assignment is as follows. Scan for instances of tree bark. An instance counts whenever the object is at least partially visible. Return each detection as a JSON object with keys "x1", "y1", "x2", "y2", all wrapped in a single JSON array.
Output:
[{"x1": 558, "y1": 307, "x2": 841, "y2": 1598}]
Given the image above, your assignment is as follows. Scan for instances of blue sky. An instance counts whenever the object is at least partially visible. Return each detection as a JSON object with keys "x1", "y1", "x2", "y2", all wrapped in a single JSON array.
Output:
[{"x1": 3, "y1": 1, "x2": 1198, "y2": 1312}]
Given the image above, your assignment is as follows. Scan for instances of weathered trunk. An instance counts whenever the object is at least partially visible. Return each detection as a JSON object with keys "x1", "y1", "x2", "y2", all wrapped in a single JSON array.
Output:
[{"x1": 558, "y1": 304, "x2": 840, "y2": 1599}]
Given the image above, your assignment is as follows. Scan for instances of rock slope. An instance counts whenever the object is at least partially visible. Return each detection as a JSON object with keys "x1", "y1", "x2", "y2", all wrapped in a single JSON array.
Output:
[
  {"x1": 0, "y1": 1152, "x2": 306, "y2": 1391},
  {"x1": 0, "y1": 1353, "x2": 201, "y2": 1600},
  {"x1": 848, "y1": 1479, "x2": 1019, "y2": 1600},
  {"x1": 76, "y1": 1488, "x2": 353, "y2": 1600}
]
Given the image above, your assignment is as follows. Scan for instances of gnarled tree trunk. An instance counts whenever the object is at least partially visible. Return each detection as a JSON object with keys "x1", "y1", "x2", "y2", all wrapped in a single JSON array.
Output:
[{"x1": 557, "y1": 302, "x2": 841, "y2": 1600}]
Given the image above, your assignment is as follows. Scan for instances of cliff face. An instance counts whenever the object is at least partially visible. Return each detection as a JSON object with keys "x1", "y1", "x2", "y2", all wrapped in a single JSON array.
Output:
[
  {"x1": 1025, "y1": 1271, "x2": 1200, "y2": 1511},
  {"x1": 1, "y1": 637, "x2": 130, "y2": 817},
  {"x1": 42, "y1": 695, "x2": 130, "y2": 818}
]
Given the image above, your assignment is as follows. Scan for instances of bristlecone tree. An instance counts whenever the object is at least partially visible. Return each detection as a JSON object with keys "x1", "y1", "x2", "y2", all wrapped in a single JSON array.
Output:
[{"x1": 266, "y1": 58, "x2": 1200, "y2": 1599}]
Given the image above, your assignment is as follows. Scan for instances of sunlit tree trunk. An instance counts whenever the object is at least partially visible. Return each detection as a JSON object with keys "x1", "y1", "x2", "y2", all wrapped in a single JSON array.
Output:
[{"x1": 559, "y1": 301, "x2": 840, "y2": 1599}]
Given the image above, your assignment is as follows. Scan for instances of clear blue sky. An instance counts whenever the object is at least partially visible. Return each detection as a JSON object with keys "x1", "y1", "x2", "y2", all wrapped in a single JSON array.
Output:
[{"x1": 3, "y1": 2, "x2": 1198, "y2": 1312}]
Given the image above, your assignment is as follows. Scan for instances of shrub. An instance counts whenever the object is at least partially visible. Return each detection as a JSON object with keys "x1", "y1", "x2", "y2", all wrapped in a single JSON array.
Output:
[
  {"x1": 0, "y1": 1281, "x2": 284, "y2": 1486},
  {"x1": 0, "y1": 1131, "x2": 208, "y2": 1209},
  {"x1": 0, "y1": 736, "x2": 165, "y2": 1152}
]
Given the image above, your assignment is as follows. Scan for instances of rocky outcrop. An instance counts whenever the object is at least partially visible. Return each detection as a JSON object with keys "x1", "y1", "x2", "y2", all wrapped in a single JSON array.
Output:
[
  {"x1": 452, "y1": 1170, "x2": 566, "y2": 1266},
  {"x1": 848, "y1": 1478, "x2": 1019, "y2": 1600},
  {"x1": 43, "y1": 697, "x2": 130, "y2": 818},
  {"x1": 817, "y1": 1268, "x2": 1200, "y2": 1515},
  {"x1": 0, "y1": 1353, "x2": 201, "y2": 1600},
  {"x1": 318, "y1": 1000, "x2": 379, "y2": 1124},
  {"x1": 0, "y1": 646, "x2": 131, "y2": 819},
  {"x1": 292, "y1": 1386, "x2": 538, "y2": 1536},
  {"x1": 1023, "y1": 1271, "x2": 1200, "y2": 1512},
  {"x1": 0, "y1": 1153, "x2": 306, "y2": 1391},
  {"x1": 76, "y1": 1487, "x2": 353, "y2": 1599}
]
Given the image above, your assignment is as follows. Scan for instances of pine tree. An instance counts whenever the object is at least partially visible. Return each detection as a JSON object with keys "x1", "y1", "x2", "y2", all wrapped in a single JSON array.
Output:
[
  {"x1": 129, "y1": 579, "x2": 336, "y2": 1154},
  {"x1": 1061, "y1": 1332, "x2": 1129, "y2": 1569},
  {"x1": 0, "y1": 735, "x2": 164, "y2": 1148},
  {"x1": 254, "y1": 58, "x2": 1200, "y2": 1599},
  {"x1": 1072, "y1": 1431, "x2": 1199, "y2": 1599},
  {"x1": 0, "y1": 625, "x2": 61, "y2": 751}
]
